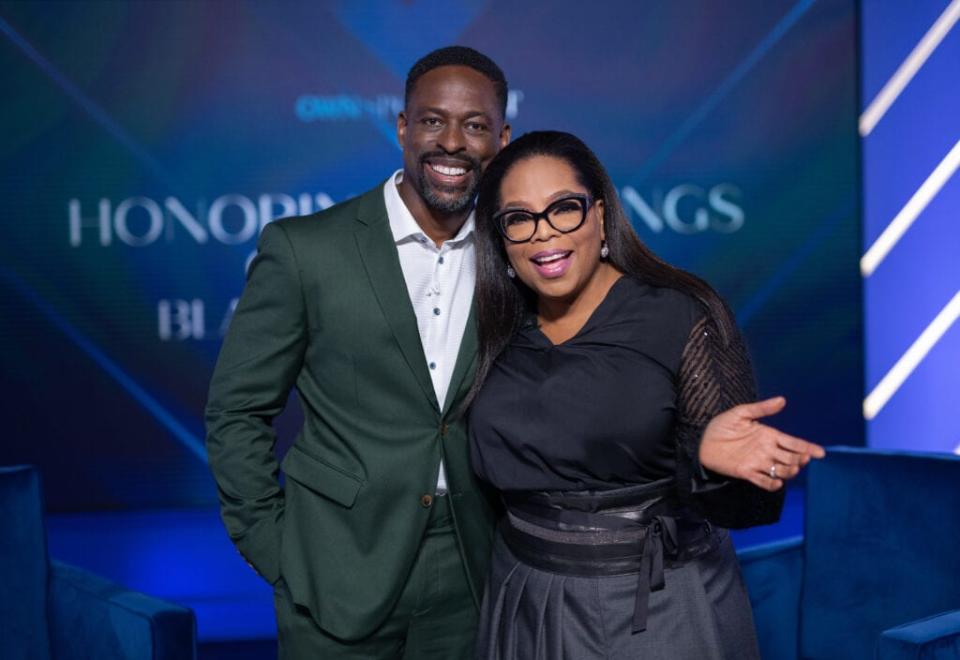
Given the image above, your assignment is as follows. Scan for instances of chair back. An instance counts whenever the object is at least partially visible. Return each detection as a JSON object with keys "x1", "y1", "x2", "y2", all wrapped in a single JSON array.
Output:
[
  {"x1": 0, "y1": 465, "x2": 52, "y2": 660},
  {"x1": 800, "y1": 447, "x2": 960, "y2": 658}
]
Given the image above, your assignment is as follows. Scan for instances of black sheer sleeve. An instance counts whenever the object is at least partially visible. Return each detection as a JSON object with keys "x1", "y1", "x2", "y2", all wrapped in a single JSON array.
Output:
[{"x1": 674, "y1": 313, "x2": 785, "y2": 529}]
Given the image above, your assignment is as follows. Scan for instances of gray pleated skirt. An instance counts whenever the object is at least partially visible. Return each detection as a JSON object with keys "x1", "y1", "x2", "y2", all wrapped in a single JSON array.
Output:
[{"x1": 476, "y1": 528, "x2": 761, "y2": 660}]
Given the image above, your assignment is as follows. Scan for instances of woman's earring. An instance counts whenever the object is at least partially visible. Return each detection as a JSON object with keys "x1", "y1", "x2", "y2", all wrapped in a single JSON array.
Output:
[
  {"x1": 600, "y1": 241, "x2": 610, "y2": 260},
  {"x1": 506, "y1": 265, "x2": 516, "y2": 279}
]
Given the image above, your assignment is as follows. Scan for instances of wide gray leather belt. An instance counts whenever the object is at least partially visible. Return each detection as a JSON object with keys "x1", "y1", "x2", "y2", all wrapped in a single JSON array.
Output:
[{"x1": 500, "y1": 480, "x2": 720, "y2": 633}]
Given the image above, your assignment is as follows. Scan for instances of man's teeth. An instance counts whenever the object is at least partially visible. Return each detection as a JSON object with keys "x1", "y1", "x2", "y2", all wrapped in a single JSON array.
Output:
[
  {"x1": 534, "y1": 252, "x2": 569, "y2": 264},
  {"x1": 430, "y1": 163, "x2": 467, "y2": 176}
]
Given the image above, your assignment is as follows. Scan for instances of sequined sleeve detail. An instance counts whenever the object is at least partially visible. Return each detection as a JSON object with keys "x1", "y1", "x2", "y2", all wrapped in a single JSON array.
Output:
[{"x1": 674, "y1": 313, "x2": 784, "y2": 529}]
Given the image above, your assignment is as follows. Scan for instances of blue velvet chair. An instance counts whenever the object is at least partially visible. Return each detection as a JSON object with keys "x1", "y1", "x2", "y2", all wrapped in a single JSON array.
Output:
[
  {"x1": 739, "y1": 447, "x2": 960, "y2": 659},
  {"x1": 0, "y1": 465, "x2": 197, "y2": 660}
]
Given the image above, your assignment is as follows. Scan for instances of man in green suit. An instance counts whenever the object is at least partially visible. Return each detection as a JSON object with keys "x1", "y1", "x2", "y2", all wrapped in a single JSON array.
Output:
[{"x1": 205, "y1": 46, "x2": 511, "y2": 658}]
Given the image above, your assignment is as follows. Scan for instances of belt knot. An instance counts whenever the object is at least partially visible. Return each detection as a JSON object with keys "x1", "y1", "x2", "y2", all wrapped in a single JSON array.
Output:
[{"x1": 632, "y1": 515, "x2": 680, "y2": 633}]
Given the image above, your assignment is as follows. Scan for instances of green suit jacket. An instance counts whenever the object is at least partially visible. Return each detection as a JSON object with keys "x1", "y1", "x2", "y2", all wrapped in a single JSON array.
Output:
[{"x1": 205, "y1": 182, "x2": 497, "y2": 641}]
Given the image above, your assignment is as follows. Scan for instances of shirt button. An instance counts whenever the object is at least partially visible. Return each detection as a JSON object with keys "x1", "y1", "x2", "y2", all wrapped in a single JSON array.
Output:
[
  {"x1": 438, "y1": 256, "x2": 445, "y2": 264},
  {"x1": 433, "y1": 307, "x2": 441, "y2": 316},
  {"x1": 420, "y1": 494, "x2": 433, "y2": 508},
  {"x1": 429, "y1": 362, "x2": 436, "y2": 370}
]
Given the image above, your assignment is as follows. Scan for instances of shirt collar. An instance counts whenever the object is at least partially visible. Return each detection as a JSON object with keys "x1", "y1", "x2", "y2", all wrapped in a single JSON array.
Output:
[{"x1": 383, "y1": 169, "x2": 475, "y2": 246}]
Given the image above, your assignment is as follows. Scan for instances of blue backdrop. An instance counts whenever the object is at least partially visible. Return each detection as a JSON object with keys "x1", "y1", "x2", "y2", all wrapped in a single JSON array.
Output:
[
  {"x1": 0, "y1": 0, "x2": 863, "y2": 513},
  {"x1": 0, "y1": 0, "x2": 866, "y2": 642},
  {"x1": 860, "y1": 0, "x2": 960, "y2": 454}
]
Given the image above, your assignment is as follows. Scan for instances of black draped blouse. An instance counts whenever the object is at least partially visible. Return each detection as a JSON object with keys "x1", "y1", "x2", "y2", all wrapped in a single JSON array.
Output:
[{"x1": 469, "y1": 276, "x2": 784, "y2": 528}]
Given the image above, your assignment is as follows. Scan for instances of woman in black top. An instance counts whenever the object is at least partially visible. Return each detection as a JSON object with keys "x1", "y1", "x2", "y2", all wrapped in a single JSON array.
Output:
[{"x1": 467, "y1": 131, "x2": 824, "y2": 659}]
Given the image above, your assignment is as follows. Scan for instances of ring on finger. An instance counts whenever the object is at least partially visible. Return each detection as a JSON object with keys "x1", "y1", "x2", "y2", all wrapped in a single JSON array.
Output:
[{"x1": 769, "y1": 464, "x2": 778, "y2": 479}]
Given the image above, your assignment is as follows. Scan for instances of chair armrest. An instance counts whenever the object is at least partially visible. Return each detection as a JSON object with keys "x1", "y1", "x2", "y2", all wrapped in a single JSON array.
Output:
[
  {"x1": 877, "y1": 609, "x2": 960, "y2": 659},
  {"x1": 737, "y1": 535, "x2": 804, "y2": 660},
  {"x1": 47, "y1": 560, "x2": 196, "y2": 660}
]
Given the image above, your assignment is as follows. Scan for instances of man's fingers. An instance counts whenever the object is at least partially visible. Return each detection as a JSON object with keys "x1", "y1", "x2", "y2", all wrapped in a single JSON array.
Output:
[{"x1": 736, "y1": 396, "x2": 786, "y2": 421}]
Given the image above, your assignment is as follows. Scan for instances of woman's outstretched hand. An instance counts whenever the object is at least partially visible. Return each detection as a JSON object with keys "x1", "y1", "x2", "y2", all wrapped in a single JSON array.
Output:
[{"x1": 698, "y1": 396, "x2": 826, "y2": 492}]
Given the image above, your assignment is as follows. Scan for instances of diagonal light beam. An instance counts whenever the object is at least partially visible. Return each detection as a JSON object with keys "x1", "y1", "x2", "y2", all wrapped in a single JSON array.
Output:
[
  {"x1": 737, "y1": 196, "x2": 855, "y2": 327},
  {"x1": 864, "y1": 289, "x2": 960, "y2": 420},
  {"x1": 633, "y1": 0, "x2": 815, "y2": 182},
  {"x1": 0, "y1": 267, "x2": 207, "y2": 462},
  {"x1": 861, "y1": 137, "x2": 960, "y2": 276},
  {"x1": 0, "y1": 14, "x2": 179, "y2": 189},
  {"x1": 860, "y1": 0, "x2": 960, "y2": 137}
]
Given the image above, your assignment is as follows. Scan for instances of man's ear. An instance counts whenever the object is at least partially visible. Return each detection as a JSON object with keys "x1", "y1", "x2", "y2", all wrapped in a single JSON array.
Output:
[
  {"x1": 499, "y1": 123, "x2": 512, "y2": 149},
  {"x1": 397, "y1": 112, "x2": 408, "y2": 146}
]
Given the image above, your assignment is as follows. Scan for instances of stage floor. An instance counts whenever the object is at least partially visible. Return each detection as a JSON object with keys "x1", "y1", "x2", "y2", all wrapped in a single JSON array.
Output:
[{"x1": 47, "y1": 485, "x2": 803, "y2": 643}]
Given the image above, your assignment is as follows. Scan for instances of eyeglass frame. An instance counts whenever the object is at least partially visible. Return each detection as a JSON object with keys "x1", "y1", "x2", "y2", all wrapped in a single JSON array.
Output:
[{"x1": 492, "y1": 193, "x2": 595, "y2": 243}]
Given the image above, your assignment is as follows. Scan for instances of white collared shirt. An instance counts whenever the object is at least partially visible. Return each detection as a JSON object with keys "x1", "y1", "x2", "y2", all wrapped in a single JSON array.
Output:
[{"x1": 383, "y1": 170, "x2": 476, "y2": 493}]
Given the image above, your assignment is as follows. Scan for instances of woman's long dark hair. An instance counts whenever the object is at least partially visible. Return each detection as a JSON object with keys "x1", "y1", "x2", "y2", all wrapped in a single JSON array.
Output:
[{"x1": 465, "y1": 130, "x2": 736, "y2": 409}]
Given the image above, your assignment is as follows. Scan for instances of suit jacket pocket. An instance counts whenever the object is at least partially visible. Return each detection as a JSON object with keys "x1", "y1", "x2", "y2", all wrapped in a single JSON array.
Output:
[{"x1": 282, "y1": 444, "x2": 363, "y2": 508}]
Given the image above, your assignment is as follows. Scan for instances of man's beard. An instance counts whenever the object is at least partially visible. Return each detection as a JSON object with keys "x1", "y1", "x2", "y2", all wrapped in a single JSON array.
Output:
[{"x1": 416, "y1": 154, "x2": 482, "y2": 214}]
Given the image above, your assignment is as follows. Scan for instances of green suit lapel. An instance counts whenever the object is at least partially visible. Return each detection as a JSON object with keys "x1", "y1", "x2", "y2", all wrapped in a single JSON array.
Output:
[{"x1": 354, "y1": 184, "x2": 440, "y2": 412}]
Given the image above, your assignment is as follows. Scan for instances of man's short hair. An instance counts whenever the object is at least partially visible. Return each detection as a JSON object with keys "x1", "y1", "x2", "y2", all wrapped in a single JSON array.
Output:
[{"x1": 405, "y1": 46, "x2": 508, "y2": 119}]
